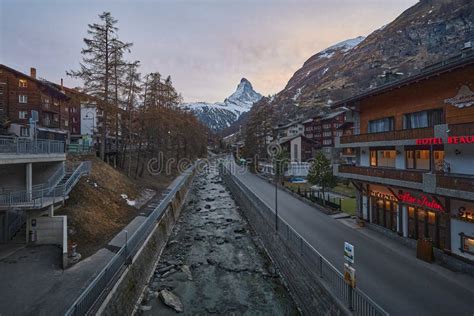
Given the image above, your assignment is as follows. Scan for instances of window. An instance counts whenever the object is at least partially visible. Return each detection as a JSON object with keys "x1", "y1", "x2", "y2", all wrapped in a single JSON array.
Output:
[
  {"x1": 406, "y1": 149, "x2": 432, "y2": 170},
  {"x1": 19, "y1": 111, "x2": 28, "y2": 119},
  {"x1": 19, "y1": 95, "x2": 28, "y2": 103},
  {"x1": 323, "y1": 131, "x2": 332, "y2": 137},
  {"x1": 403, "y1": 109, "x2": 444, "y2": 129},
  {"x1": 20, "y1": 127, "x2": 29, "y2": 137},
  {"x1": 323, "y1": 124, "x2": 331, "y2": 129},
  {"x1": 19, "y1": 79, "x2": 28, "y2": 88},
  {"x1": 64, "y1": 120, "x2": 69, "y2": 127},
  {"x1": 323, "y1": 139, "x2": 332, "y2": 145},
  {"x1": 370, "y1": 149, "x2": 396, "y2": 168},
  {"x1": 368, "y1": 117, "x2": 394, "y2": 133}
]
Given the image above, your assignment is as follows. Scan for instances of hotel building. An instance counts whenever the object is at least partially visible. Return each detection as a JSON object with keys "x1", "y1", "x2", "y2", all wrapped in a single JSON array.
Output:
[{"x1": 334, "y1": 52, "x2": 474, "y2": 262}]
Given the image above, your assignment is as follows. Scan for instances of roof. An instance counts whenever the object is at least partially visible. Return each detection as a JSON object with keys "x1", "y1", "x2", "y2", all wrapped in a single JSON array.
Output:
[
  {"x1": 331, "y1": 48, "x2": 474, "y2": 109},
  {"x1": 278, "y1": 133, "x2": 319, "y2": 145},
  {"x1": 0, "y1": 64, "x2": 69, "y2": 100}
]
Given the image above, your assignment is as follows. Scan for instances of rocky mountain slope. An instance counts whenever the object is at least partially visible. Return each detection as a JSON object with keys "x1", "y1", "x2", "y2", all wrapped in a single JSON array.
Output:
[
  {"x1": 180, "y1": 78, "x2": 262, "y2": 132},
  {"x1": 263, "y1": 0, "x2": 474, "y2": 122}
]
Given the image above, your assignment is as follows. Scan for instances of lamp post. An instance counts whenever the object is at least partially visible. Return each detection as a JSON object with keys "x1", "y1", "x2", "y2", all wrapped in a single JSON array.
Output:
[{"x1": 275, "y1": 157, "x2": 279, "y2": 232}]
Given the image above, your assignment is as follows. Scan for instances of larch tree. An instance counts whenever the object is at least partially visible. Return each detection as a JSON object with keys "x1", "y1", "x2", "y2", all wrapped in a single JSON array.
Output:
[{"x1": 68, "y1": 11, "x2": 132, "y2": 161}]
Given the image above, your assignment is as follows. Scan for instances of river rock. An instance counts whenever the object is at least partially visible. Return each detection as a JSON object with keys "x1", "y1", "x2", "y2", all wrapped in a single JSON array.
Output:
[
  {"x1": 158, "y1": 289, "x2": 184, "y2": 313},
  {"x1": 181, "y1": 265, "x2": 193, "y2": 281}
]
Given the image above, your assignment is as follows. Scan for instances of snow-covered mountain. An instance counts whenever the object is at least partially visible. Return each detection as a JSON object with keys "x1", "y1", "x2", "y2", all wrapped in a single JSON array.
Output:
[{"x1": 180, "y1": 78, "x2": 262, "y2": 132}]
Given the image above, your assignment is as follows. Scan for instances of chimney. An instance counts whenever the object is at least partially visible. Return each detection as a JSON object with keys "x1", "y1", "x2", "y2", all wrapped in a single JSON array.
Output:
[
  {"x1": 30, "y1": 67, "x2": 36, "y2": 79},
  {"x1": 61, "y1": 78, "x2": 64, "y2": 89}
]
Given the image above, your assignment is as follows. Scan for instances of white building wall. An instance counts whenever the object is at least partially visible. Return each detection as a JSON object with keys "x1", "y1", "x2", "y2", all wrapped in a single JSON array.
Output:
[
  {"x1": 444, "y1": 145, "x2": 474, "y2": 175},
  {"x1": 360, "y1": 147, "x2": 370, "y2": 167},
  {"x1": 290, "y1": 137, "x2": 302, "y2": 162},
  {"x1": 395, "y1": 146, "x2": 405, "y2": 169}
]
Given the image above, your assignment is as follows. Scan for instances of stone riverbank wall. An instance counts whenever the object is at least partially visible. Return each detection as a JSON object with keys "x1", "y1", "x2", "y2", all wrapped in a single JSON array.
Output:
[
  {"x1": 221, "y1": 166, "x2": 349, "y2": 316},
  {"x1": 97, "y1": 168, "x2": 196, "y2": 316}
]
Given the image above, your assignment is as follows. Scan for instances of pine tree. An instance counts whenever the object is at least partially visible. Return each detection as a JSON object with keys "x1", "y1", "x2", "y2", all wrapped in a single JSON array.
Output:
[
  {"x1": 307, "y1": 151, "x2": 337, "y2": 205},
  {"x1": 68, "y1": 12, "x2": 132, "y2": 160}
]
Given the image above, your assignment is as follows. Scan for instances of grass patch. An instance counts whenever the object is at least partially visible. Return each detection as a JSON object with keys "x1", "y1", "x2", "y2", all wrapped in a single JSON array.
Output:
[
  {"x1": 332, "y1": 182, "x2": 356, "y2": 197},
  {"x1": 341, "y1": 197, "x2": 357, "y2": 216}
]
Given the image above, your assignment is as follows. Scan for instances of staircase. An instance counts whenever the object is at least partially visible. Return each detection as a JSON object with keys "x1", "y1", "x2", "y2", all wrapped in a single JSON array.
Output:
[{"x1": 0, "y1": 161, "x2": 91, "y2": 209}]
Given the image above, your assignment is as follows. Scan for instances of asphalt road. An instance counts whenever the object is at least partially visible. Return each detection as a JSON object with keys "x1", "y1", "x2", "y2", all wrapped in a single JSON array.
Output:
[{"x1": 227, "y1": 160, "x2": 474, "y2": 316}]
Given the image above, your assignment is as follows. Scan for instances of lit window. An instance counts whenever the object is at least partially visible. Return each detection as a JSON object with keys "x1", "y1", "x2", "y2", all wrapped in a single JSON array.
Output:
[
  {"x1": 19, "y1": 95, "x2": 28, "y2": 104},
  {"x1": 64, "y1": 120, "x2": 69, "y2": 127},
  {"x1": 19, "y1": 111, "x2": 28, "y2": 119},
  {"x1": 19, "y1": 79, "x2": 28, "y2": 88}
]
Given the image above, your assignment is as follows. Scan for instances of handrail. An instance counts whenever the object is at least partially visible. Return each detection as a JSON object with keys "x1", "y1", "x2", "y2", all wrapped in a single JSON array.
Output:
[
  {"x1": 65, "y1": 162, "x2": 196, "y2": 316},
  {"x1": 0, "y1": 161, "x2": 91, "y2": 208},
  {"x1": 221, "y1": 161, "x2": 388, "y2": 315},
  {"x1": 0, "y1": 136, "x2": 65, "y2": 154}
]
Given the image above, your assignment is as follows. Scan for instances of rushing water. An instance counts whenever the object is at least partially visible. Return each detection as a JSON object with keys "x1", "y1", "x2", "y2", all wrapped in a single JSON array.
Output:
[{"x1": 137, "y1": 162, "x2": 298, "y2": 315}]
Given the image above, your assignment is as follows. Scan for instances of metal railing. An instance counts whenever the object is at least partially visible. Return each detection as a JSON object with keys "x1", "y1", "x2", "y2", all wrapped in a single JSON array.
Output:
[
  {"x1": 221, "y1": 163, "x2": 388, "y2": 316},
  {"x1": 65, "y1": 164, "x2": 196, "y2": 316},
  {"x1": 0, "y1": 136, "x2": 65, "y2": 154},
  {"x1": 0, "y1": 161, "x2": 91, "y2": 208}
]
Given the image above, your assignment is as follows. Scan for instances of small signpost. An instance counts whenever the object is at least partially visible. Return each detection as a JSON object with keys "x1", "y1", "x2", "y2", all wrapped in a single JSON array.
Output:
[{"x1": 343, "y1": 241, "x2": 356, "y2": 310}]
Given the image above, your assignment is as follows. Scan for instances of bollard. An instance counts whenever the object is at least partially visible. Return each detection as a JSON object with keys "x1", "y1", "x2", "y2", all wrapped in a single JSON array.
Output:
[{"x1": 348, "y1": 283, "x2": 354, "y2": 311}]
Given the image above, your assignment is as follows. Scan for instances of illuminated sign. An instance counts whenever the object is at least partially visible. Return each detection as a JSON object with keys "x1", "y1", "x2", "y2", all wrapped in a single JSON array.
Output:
[
  {"x1": 398, "y1": 192, "x2": 443, "y2": 211},
  {"x1": 370, "y1": 191, "x2": 398, "y2": 202},
  {"x1": 457, "y1": 206, "x2": 474, "y2": 223},
  {"x1": 416, "y1": 136, "x2": 474, "y2": 145}
]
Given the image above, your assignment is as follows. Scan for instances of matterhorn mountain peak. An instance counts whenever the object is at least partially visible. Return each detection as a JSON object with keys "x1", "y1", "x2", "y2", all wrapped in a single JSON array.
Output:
[{"x1": 180, "y1": 78, "x2": 263, "y2": 132}]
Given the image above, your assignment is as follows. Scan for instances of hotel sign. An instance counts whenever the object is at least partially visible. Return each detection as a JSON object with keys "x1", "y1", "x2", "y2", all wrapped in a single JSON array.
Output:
[
  {"x1": 398, "y1": 192, "x2": 443, "y2": 211},
  {"x1": 416, "y1": 135, "x2": 474, "y2": 145}
]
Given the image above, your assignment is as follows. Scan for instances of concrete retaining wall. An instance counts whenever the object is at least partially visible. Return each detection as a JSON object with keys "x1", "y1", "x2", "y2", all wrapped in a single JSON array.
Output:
[
  {"x1": 98, "y1": 173, "x2": 194, "y2": 316},
  {"x1": 222, "y1": 171, "x2": 347, "y2": 316}
]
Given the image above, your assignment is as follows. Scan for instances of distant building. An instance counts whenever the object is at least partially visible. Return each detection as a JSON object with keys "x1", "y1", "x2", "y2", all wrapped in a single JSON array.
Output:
[{"x1": 0, "y1": 65, "x2": 70, "y2": 141}]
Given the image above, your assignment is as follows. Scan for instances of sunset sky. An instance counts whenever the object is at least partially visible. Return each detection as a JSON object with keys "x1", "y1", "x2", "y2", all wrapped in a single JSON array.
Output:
[{"x1": 1, "y1": 0, "x2": 417, "y2": 103}]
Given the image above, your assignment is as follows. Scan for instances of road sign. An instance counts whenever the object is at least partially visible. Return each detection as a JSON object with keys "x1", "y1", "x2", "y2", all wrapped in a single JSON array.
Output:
[
  {"x1": 344, "y1": 263, "x2": 356, "y2": 288},
  {"x1": 344, "y1": 241, "x2": 354, "y2": 264}
]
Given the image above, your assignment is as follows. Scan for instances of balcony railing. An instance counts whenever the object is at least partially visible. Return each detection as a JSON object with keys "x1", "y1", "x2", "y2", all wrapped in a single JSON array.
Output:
[
  {"x1": 0, "y1": 136, "x2": 65, "y2": 155},
  {"x1": 437, "y1": 174, "x2": 474, "y2": 193},
  {"x1": 338, "y1": 165, "x2": 424, "y2": 183},
  {"x1": 449, "y1": 123, "x2": 474, "y2": 136},
  {"x1": 340, "y1": 127, "x2": 434, "y2": 144}
]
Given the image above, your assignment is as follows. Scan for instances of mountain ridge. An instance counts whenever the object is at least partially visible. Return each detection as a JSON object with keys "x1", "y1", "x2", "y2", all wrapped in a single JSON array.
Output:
[{"x1": 180, "y1": 78, "x2": 262, "y2": 132}]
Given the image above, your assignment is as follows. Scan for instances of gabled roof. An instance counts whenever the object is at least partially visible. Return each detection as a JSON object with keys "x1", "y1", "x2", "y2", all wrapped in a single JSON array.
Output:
[
  {"x1": 0, "y1": 64, "x2": 69, "y2": 100},
  {"x1": 331, "y1": 49, "x2": 474, "y2": 109}
]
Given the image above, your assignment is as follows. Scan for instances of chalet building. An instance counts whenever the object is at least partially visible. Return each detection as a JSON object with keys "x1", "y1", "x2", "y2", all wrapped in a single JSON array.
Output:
[
  {"x1": 274, "y1": 120, "x2": 304, "y2": 139},
  {"x1": 303, "y1": 109, "x2": 346, "y2": 161},
  {"x1": 0, "y1": 65, "x2": 70, "y2": 141},
  {"x1": 278, "y1": 134, "x2": 318, "y2": 163},
  {"x1": 333, "y1": 52, "x2": 474, "y2": 262}
]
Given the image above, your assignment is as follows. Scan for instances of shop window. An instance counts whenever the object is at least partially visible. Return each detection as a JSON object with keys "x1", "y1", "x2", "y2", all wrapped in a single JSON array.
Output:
[
  {"x1": 459, "y1": 233, "x2": 474, "y2": 255},
  {"x1": 368, "y1": 117, "x2": 394, "y2": 133}
]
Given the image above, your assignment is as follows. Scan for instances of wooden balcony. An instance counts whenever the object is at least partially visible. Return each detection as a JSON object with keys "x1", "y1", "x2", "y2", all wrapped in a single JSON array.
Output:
[
  {"x1": 340, "y1": 127, "x2": 434, "y2": 144},
  {"x1": 338, "y1": 165, "x2": 424, "y2": 183},
  {"x1": 437, "y1": 174, "x2": 474, "y2": 193},
  {"x1": 449, "y1": 123, "x2": 474, "y2": 136}
]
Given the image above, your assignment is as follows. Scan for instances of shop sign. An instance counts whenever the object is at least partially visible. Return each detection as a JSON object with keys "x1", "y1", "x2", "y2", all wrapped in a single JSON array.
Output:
[
  {"x1": 370, "y1": 191, "x2": 398, "y2": 202},
  {"x1": 398, "y1": 192, "x2": 443, "y2": 211},
  {"x1": 416, "y1": 135, "x2": 474, "y2": 145},
  {"x1": 456, "y1": 206, "x2": 474, "y2": 223},
  {"x1": 344, "y1": 242, "x2": 354, "y2": 264}
]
